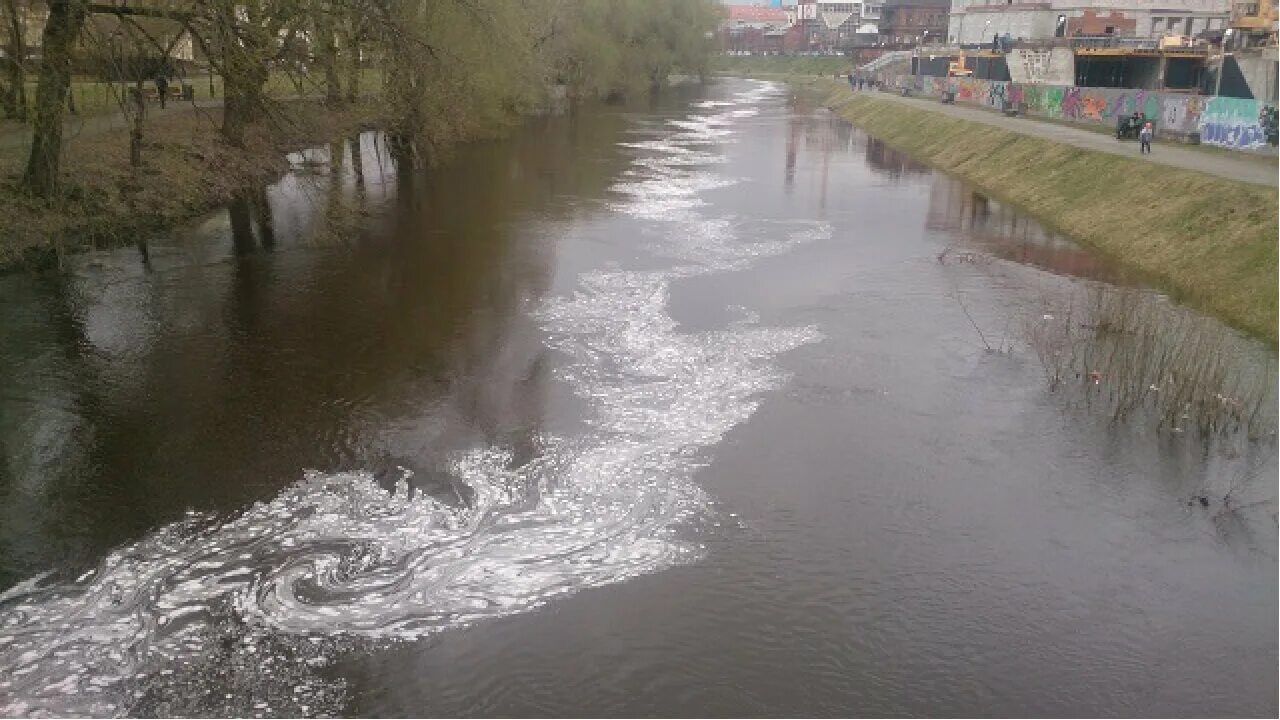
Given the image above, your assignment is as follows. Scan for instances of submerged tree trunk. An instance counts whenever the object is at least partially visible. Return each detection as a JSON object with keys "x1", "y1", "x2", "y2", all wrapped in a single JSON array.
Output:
[
  {"x1": 249, "y1": 184, "x2": 275, "y2": 249},
  {"x1": 228, "y1": 191, "x2": 257, "y2": 254},
  {"x1": 348, "y1": 132, "x2": 364, "y2": 188},
  {"x1": 24, "y1": 0, "x2": 87, "y2": 197}
]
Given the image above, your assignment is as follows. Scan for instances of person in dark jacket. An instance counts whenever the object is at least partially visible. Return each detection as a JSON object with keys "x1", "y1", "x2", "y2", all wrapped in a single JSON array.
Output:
[{"x1": 155, "y1": 74, "x2": 169, "y2": 109}]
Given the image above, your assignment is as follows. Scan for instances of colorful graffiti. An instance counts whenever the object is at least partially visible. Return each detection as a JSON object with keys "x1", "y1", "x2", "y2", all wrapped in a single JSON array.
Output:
[
  {"x1": 1199, "y1": 97, "x2": 1272, "y2": 150},
  {"x1": 987, "y1": 81, "x2": 1007, "y2": 109},
  {"x1": 890, "y1": 74, "x2": 1277, "y2": 152},
  {"x1": 1081, "y1": 95, "x2": 1107, "y2": 121},
  {"x1": 1061, "y1": 87, "x2": 1083, "y2": 120}
]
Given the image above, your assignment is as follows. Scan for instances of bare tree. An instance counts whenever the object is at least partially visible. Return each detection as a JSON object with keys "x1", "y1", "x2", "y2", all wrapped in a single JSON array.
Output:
[
  {"x1": 1, "y1": 0, "x2": 28, "y2": 120},
  {"x1": 24, "y1": 0, "x2": 88, "y2": 197}
]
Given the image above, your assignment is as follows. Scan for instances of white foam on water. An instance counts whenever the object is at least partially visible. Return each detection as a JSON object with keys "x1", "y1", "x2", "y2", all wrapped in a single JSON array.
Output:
[{"x1": 0, "y1": 80, "x2": 825, "y2": 717}]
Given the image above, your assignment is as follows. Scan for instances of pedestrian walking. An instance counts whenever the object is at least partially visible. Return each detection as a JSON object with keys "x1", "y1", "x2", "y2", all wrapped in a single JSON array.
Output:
[
  {"x1": 155, "y1": 74, "x2": 169, "y2": 109},
  {"x1": 1139, "y1": 122, "x2": 1153, "y2": 154}
]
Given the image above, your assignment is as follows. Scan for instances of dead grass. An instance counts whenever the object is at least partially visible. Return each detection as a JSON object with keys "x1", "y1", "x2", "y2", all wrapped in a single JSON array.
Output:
[
  {"x1": 0, "y1": 100, "x2": 383, "y2": 270},
  {"x1": 818, "y1": 80, "x2": 1278, "y2": 345}
]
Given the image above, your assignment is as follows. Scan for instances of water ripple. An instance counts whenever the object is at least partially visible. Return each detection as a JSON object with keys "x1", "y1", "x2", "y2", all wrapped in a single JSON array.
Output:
[{"x1": 0, "y1": 80, "x2": 824, "y2": 717}]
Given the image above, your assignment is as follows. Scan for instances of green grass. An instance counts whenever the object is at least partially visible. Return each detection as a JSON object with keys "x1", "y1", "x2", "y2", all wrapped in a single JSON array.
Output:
[
  {"x1": 808, "y1": 78, "x2": 1278, "y2": 344},
  {"x1": 967, "y1": 101, "x2": 1280, "y2": 166},
  {"x1": 12, "y1": 68, "x2": 385, "y2": 120},
  {"x1": 712, "y1": 54, "x2": 853, "y2": 78}
]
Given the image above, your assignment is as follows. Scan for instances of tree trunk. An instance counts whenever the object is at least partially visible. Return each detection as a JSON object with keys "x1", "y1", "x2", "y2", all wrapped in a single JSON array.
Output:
[
  {"x1": 345, "y1": 35, "x2": 360, "y2": 103},
  {"x1": 221, "y1": 61, "x2": 266, "y2": 146},
  {"x1": 1, "y1": 0, "x2": 26, "y2": 120},
  {"x1": 314, "y1": 1, "x2": 341, "y2": 107},
  {"x1": 23, "y1": 0, "x2": 87, "y2": 197},
  {"x1": 129, "y1": 79, "x2": 144, "y2": 167},
  {"x1": 214, "y1": 1, "x2": 268, "y2": 147},
  {"x1": 383, "y1": 24, "x2": 424, "y2": 170}
]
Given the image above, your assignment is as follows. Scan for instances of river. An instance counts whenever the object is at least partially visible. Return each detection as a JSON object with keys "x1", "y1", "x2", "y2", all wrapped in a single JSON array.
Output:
[{"x1": 0, "y1": 77, "x2": 1275, "y2": 717}]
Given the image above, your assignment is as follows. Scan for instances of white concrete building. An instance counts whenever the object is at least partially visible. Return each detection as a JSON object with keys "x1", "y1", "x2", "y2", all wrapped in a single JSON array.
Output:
[
  {"x1": 817, "y1": 1, "x2": 864, "y2": 35},
  {"x1": 947, "y1": 0, "x2": 1230, "y2": 44},
  {"x1": 806, "y1": 0, "x2": 884, "y2": 41}
]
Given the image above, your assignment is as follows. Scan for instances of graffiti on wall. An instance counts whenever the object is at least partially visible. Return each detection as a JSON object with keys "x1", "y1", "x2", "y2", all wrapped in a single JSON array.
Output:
[
  {"x1": 987, "y1": 81, "x2": 1007, "y2": 109},
  {"x1": 1061, "y1": 87, "x2": 1083, "y2": 119},
  {"x1": 1159, "y1": 96, "x2": 1205, "y2": 135},
  {"x1": 1081, "y1": 95, "x2": 1107, "y2": 121},
  {"x1": 1198, "y1": 97, "x2": 1272, "y2": 149},
  {"x1": 895, "y1": 74, "x2": 1277, "y2": 151}
]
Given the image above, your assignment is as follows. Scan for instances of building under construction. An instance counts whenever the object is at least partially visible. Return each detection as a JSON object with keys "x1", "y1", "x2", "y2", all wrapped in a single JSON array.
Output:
[{"x1": 911, "y1": 36, "x2": 1267, "y2": 97}]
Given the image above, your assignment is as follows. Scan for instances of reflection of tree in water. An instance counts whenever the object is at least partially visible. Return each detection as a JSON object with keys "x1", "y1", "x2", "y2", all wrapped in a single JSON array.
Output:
[
  {"x1": 783, "y1": 111, "x2": 858, "y2": 202},
  {"x1": 926, "y1": 178, "x2": 1127, "y2": 284},
  {"x1": 863, "y1": 137, "x2": 930, "y2": 180},
  {"x1": 784, "y1": 115, "x2": 799, "y2": 192},
  {"x1": 0, "y1": 273, "x2": 174, "y2": 587},
  {"x1": 0, "y1": 104, "x2": 634, "y2": 587}
]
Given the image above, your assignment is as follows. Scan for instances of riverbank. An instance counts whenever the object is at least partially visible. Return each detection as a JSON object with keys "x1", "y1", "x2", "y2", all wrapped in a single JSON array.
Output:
[
  {"x1": 711, "y1": 55, "x2": 851, "y2": 78},
  {"x1": 805, "y1": 78, "x2": 1277, "y2": 344},
  {"x1": 0, "y1": 100, "x2": 385, "y2": 271}
]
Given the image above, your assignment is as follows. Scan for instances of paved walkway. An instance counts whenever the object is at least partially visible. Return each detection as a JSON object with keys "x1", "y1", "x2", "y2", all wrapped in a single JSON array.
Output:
[{"x1": 855, "y1": 89, "x2": 1278, "y2": 187}]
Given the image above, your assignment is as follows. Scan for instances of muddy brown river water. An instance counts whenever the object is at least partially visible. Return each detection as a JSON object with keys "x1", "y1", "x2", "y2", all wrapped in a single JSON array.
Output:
[{"x1": 0, "y1": 78, "x2": 1276, "y2": 717}]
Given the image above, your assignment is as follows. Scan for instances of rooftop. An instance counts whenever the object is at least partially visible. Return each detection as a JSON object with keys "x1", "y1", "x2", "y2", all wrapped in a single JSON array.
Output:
[{"x1": 724, "y1": 5, "x2": 791, "y2": 22}]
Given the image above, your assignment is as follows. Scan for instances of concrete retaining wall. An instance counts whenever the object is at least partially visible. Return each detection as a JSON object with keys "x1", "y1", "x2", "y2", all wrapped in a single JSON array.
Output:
[{"x1": 900, "y1": 75, "x2": 1278, "y2": 151}]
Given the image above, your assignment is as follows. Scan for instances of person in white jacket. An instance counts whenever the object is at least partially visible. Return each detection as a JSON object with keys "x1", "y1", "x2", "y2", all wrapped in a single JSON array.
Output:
[{"x1": 1139, "y1": 123, "x2": 1153, "y2": 155}]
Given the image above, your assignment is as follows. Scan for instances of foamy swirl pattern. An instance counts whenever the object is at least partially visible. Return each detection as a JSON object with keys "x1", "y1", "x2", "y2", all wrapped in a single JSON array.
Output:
[{"x1": 0, "y1": 80, "x2": 826, "y2": 717}]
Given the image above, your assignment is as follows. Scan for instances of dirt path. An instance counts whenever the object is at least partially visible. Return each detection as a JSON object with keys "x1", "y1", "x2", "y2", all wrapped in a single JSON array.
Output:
[{"x1": 858, "y1": 89, "x2": 1278, "y2": 187}]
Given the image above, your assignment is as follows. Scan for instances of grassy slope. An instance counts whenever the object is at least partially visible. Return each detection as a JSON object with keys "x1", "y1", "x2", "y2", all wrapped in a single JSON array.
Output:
[
  {"x1": 807, "y1": 79, "x2": 1277, "y2": 344},
  {"x1": 712, "y1": 54, "x2": 853, "y2": 77}
]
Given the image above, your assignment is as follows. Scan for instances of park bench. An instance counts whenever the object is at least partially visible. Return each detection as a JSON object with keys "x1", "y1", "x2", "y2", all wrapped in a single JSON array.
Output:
[
  {"x1": 1115, "y1": 116, "x2": 1155, "y2": 140},
  {"x1": 140, "y1": 85, "x2": 190, "y2": 103}
]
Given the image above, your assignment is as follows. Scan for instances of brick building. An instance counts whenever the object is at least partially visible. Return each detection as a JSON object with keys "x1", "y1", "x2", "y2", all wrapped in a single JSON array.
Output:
[
  {"x1": 720, "y1": 4, "x2": 795, "y2": 53},
  {"x1": 879, "y1": 0, "x2": 951, "y2": 46}
]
